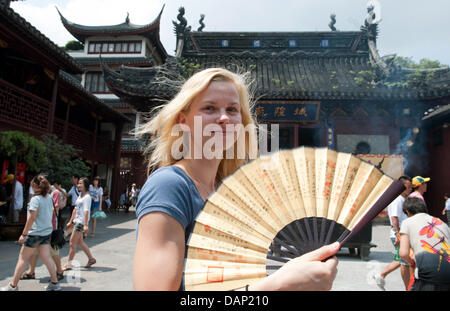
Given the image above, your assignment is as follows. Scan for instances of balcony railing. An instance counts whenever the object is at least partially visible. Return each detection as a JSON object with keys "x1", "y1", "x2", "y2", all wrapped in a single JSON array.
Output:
[
  {"x1": 0, "y1": 79, "x2": 116, "y2": 164},
  {"x1": 0, "y1": 79, "x2": 50, "y2": 134}
]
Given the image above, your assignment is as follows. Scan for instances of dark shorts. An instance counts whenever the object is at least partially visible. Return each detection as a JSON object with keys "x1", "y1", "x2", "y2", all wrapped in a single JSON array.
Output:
[
  {"x1": 411, "y1": 278, "x2": 450, "y2": 291},
  {"x1": 73, "y1": 223, "x2": 84, "y2": 233},
  {"x1": 24, "y1": 234, "x2": 51, "y2": 248}
]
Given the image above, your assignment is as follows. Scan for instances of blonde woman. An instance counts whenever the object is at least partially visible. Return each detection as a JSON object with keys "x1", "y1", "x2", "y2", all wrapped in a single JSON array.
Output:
[{"x1": 133, "y1": 68, "x2": 339, "y2": 291}]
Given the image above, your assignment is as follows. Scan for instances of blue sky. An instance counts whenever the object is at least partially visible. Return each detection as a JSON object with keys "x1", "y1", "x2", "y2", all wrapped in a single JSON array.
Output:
[{"x1": 11, "y1": 0, "x2": 450, "y2": 65}]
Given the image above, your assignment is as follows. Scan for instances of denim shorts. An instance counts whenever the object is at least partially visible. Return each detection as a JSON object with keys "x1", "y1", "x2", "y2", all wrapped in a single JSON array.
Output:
[
  {"x1": 391, "y1": 237, "x2": 409, "y2": 266},
  {"x1": 24, "y1": 234, "x2": 51, "y2": 248},
  {"x1": 73, "y1": 223, "x2": 84, "y2": 232}
]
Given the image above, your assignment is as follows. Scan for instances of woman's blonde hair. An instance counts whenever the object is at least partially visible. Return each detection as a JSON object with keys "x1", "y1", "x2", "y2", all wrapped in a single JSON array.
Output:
[{"x1": 138, "y1": 67, "x2": 258, "y2": 183}]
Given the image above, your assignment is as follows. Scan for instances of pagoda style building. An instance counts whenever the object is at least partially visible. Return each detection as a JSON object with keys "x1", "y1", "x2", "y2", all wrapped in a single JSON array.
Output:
[
  {"x1": 0, "y1": 1, "x2": 129, "y2": 208},
  {"x1": 102, "y1": 6, "x2": 449, "y2": 219},
  {"x1": 57, "y1": 6, "x2": 167, "y2": 192}
]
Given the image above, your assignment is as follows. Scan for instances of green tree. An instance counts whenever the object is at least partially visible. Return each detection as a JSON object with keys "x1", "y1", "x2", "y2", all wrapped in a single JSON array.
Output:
[
  {"x1": 61, "y1": 40, "x2": 84, "y2": 51},
  {"x1": 0, "y1": 131, "x2": 47, "y2": 221},
  {"x1": 0, "y1": 131, "x2": 47, "y2": 173},
  {"x1": 394, "y1": 56, "x2": 447, "y2": 69},
  {"x1": 386, "y1": 57, "x2": 448, "y2": 91},
  {"x1": 40, "y1": 134, "x2": 90, "y2": 190}
]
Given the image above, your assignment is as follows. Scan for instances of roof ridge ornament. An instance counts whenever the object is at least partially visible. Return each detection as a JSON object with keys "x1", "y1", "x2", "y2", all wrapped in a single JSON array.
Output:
[
  {"x1": 329, "y1": 14, "x2": 337, "y2": 31},
  {"x1": 361, "y1": 2, "x2": 380, "y2": 40},
  {"x1": 197, "y1": 14, "x2": 205, "y2": 32},
  {"x1": 126, "y1": 12, "x2": 130, "y2": 24},
  {"x1": 173, "y1": 6, "x2": 191, "y2": 37},
  {"x1": 173, "y1": 6, "x2": 191, "y2": 58}
]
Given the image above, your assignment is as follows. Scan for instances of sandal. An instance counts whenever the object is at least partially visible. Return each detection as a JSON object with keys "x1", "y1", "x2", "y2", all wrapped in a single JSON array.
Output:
[
  {"x1": 62, "y1": 265, "x2": 72, "y2": 271},
  {"x1": 84, "y1": 258, "x2": 96, "y2": 268},
  {"x1": 20, "y1": 272, "x2": 35, "y2": 280},
  {"x1": 57, "y1": 272, "x2": 64, "y2": 281}
]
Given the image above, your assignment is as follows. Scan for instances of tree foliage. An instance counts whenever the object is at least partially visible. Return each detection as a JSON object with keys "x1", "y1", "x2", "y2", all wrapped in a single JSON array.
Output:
[
  {"x1": 40, "y1": 134, "x2": 90, "y2": 190},
  {"x1": 0, "y1": 131, "x2": 47, "y2": 172},
  {"x1": 393, "y1": 56, "x2": 447, "y2": 70},
  {"x1": 61, "y1": 40, "x2": 84, "y2": 51},
  {"x1": 0, "y1": 132, "x2": 90, "y2": 190}
]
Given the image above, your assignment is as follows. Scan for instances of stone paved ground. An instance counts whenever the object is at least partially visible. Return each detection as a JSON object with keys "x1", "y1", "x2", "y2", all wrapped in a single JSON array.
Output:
[{"x1": 0, "y1": 209, "x2": 405, "y2": 291}]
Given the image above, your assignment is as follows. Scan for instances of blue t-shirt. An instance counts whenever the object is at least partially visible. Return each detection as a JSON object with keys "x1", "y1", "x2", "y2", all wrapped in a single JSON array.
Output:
[
  {"x1": 136, "y1": 166, "x2": 205, "y2": 243},
  {"x1": 27, "y1": 194, "x2": 53, "y2": 236}
]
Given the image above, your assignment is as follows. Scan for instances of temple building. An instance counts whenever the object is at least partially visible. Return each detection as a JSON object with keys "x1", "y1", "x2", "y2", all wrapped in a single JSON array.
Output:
[
  {"x1": 0, "y1": 1, "x2": 129, "y2": 206},
  {"x1": 101, "y1": 6, "x2": 449, "y2": 219},
  {"x1": 57, "y1": 6, "x2": 167, "y2": 192}
]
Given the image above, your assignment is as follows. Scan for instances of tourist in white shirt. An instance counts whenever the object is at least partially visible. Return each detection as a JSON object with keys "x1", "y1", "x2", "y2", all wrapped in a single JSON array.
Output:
[
  {"x1": 373, "y1": 176, "x2": 413, "y2": 290},
  {"x1": 63, "y1": 177, "x2": 96, "y2": 271}
]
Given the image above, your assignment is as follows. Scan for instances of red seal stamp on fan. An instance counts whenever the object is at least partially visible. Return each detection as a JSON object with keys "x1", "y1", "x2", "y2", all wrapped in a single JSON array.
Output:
[{"x1": 206, "y1": 266, "x2": 224, "y2": 283}]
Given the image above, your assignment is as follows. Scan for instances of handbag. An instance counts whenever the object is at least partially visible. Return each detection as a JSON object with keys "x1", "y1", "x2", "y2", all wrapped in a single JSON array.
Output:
[{"x1": 50, "y1": 204, "x2": 66, "y2": 249}]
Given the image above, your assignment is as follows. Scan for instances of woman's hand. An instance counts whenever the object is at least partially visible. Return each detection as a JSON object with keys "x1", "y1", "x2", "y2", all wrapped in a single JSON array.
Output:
[
  {"x1": 83, "y1": 225, "x2": 89, "y2": 233},
  {"x1": 251, "y1": 242, "x2": 340, "y2": 291},
  {"x1": 18, "y1": 235, "x2": 26, "y2": 245}
]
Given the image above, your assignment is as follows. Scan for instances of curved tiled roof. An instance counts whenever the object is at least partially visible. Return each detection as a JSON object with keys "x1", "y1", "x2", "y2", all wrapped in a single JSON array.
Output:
[
  {"x1": 56, "y1": 6, "x2": 164, "y2": 42},
  {"x1": 0, "y1": 5, "x2": 83, "y2": 73},
  {"x1": 103, "y1": 51, "x2": 449, "y2": 112}
]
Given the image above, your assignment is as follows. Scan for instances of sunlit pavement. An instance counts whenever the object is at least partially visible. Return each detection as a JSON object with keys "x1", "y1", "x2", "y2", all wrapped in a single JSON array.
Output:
[{"x1": 0, "y1": 210, "x2": 404, "y2": 291}]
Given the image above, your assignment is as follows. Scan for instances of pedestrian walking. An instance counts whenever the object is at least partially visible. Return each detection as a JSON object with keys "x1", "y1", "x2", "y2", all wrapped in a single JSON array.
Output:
[
  {"x1": 88, "y1": 176, "x2": 103, "y2": 238},
  {"x1": 20, "y1": 182, "x2": 65, "y2": 281},
  {"x1": 442, "y1": 193, "x2": 450, "y2": 224},
  {"x1": 67, "y1": 174, "x2": 80, "y2": 219},
  {"x1": 63, "y1": 177, "x2": 96, "y2": 271},
  {"x1": 399, "y1": 197, "x2": 450, "y2": 291},
  {"x1": 133, "y1": 68, "x2": 339, "y2": 291},
  {"x1": 373, "y1": 176, "x2": 413, "y2": 290},
  {"x1": 1, "y1": 174, "x2": 61, "y2": 291}
]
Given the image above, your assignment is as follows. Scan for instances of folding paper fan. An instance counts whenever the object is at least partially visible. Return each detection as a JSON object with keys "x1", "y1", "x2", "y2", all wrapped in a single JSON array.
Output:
[{"x1": 183, "y1": 147, "x2": 405, "y2": 291}]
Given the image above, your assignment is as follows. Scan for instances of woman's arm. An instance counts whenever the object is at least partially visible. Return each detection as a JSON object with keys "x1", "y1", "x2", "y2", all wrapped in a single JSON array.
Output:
[
  {"x1": 134, "y1": 212, "x2": 186, "y2": 291},
  {"x1": 83, "y1": 210, "x2": 89, "y2": 233},
  {"x1": 19, "y1": 210, "x2": 37, "y2": 244}
]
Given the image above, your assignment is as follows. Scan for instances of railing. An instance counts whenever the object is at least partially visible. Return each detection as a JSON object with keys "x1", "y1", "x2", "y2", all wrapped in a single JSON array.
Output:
[
  {"x1": 0, "y1": 79, "x2": 117, "y2": 164},
  {"x1": 0, "y1": 79, "x2": 50, "y2": 133}
]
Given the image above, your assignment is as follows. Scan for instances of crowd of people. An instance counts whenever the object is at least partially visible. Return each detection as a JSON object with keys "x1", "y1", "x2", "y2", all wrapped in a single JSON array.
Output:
[
  {"x1": 0, "y1": 173, "x2": 114, "y2": 291},
  {"x1": 374, "y1": 175, "x2": 450, "y2": 291}
]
